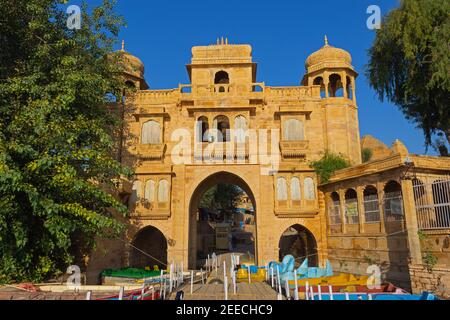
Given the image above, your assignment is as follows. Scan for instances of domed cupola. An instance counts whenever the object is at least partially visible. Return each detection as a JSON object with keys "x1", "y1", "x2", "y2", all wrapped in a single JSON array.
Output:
[
  {"x1": 115, "y1": 41, "x2": 148, "y2": 90},
  {"x1": 302, "y1": 36, "x2": 357, "y2": 101},
  {"x1": 305, "y1": 36, "x2": 353, "y2": 74}
]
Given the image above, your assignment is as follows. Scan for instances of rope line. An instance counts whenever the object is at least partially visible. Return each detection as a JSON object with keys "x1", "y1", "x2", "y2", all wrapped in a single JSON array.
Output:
[{"x1": 118, "y1": 238, "x2": 168, "y2": 267}]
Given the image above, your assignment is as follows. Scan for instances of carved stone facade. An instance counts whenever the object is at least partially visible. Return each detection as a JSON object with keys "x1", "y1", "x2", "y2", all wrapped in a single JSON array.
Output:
[{"x1": 85, "y1": 39, "x2": 450, "y2": 296}]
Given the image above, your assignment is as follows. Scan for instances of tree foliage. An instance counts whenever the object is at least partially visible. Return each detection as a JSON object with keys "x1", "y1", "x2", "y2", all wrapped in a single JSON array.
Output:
[
  {"x1": 310, "y1": 151, "x2": 351, "y2": 184},
  {"x1": 0, "y1": 0, "x2": 130, "y2": 283},
  {"x1": 199, "y1": 184, "x2": 245, "y2": 211},
  {"x1": 366, "y1": 0, "x2": 450, "y2": 147},
  {"x1": 362, "y1": 148, "x2": 373, "y2": 163}
]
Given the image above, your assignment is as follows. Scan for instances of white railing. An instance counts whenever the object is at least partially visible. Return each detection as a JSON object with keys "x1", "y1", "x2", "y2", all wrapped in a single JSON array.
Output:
[{"x1": 414, "y1": 177, "x2": 450, "y2": 230}]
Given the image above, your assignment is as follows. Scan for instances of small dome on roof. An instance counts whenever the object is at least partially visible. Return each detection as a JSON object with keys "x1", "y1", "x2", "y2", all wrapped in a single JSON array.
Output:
[
  {"x1": 305, "y1": 36, "x2": 353, "y2": 73},
  {"x1": 115, "y1": 41, "x2": 145, "y2": 79}
]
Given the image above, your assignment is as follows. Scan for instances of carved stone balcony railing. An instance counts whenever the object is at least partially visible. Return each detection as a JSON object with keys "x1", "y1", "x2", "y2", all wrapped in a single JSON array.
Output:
[
  {"x1": 280, "y1": 140, "x2": 309, "y2": 160},
  {"x1": 132, "y1": 84, "x2": 321, "y2": 105},
  {"x1": 193, "y1": 141, "x2": 251, "y2": 161},
  {"x1": 131, "y1": 200, "x2": 170, "y2": 220},
  {"x1": 275, "y1": 199, "x2": 319, "y2": 218},
  {"x1": 179, "y1": 83, "x2": 265, "y2": 101},
  {"x1": 266, "y1": 86, "x2": 320, "y2": 100},
  {"x1": 135, "y1": 89, "x2": 179, "y2": 104},
  {"x1": 135, "y1": 143, "x2": 166, "y2": 161}
]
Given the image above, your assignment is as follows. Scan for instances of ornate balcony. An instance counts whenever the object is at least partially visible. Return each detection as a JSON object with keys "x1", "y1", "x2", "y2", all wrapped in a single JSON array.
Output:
[
  {"x1": 280, "y1": 140, "x2": 309, "y2": 160},
  {"x1": 135, "y1": 143, "x2": 166, "y2": 161}
]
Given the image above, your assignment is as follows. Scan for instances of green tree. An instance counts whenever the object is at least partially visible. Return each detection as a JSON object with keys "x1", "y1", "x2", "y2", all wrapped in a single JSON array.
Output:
[
  {"x1": 0, "y1": 0, "x2": 130, "y2": 283},
  {"x1": 199, "y1": 184, "x2": 244, "y2": 211},
  {"x1": 362, "y1": 148, "x2": 373, "y2": 163},
  {"x1": 310, "y1": 151, "x2": 351, "y2": 184},
  {"x1": 366, "y1": 0, "x2": 450, "y2": 147}
]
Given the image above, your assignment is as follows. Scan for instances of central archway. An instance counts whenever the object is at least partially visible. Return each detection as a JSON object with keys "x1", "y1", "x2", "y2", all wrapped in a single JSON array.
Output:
[
  {"x1": 188, "y1": 171, "x2": 257, "y2": 268},
  {"x1": 278, "y1": 224, "x2": 318, "y2": 268}
]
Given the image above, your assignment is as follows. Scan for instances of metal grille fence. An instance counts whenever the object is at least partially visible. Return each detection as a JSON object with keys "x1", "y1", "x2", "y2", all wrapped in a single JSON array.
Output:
[
  {"x1": 328, "y1": 200, "x2": 341, "y2": 225},
  {"x1": 363, "y1": 194, "x2": 380, "y2": 223},
  {"x1": 383, "y1": 191, "x2": 404, "y2": 222},
  {"x1": 414, "y1": 178, "x2": 450, "y2": 230}
]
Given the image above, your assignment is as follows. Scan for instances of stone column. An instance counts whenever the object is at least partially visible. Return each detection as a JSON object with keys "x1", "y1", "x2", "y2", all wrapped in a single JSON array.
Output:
[
  {"x1": 401, "y1": 179, "x2": 422, "y2": 264},
  {"x1": 376, "y1": 181, "x2": 386, "y2": 234},
  {"x1": 357, "y1": 186, "x2": 366, "y2": 233},
  {"x1": 324, "y1": 72, "x2": 329, "y2": 98},
  {"x1": 341, "y1": 72, "x2": 348, "y2": 98},
  {"x1": 339, "y1": 189, "x2": 347, "y2": 234},
  {"x1": 351, "y1": 77, "x2": 357, "y2": 104}
]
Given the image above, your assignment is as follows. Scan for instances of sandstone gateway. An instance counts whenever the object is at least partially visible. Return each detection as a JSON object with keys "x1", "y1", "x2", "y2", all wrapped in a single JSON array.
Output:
[{"x1": 87, "y1": 39, "x2": 450, "y2": 297}]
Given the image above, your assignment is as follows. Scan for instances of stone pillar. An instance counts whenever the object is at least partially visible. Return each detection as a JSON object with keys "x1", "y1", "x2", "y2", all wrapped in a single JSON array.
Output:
[
  {"x1": 339, "y1": 189, "x2": 347, "y2": 234},
  {"x1": 351, "y1": 77, "x2": 357, "y2": 104},
  {"x1": 357, "y1": 186, "x2": 366, "y2": 233},
  {"x1": 376, "y1": 181, "x2": 386, "y2": 234},
  {"x1": 401, "y1": 179, "x2": 422, "y2": 264},
  {"x1": 341, "y1": 72, "x2": 347, "y2": 99},
  {"x1": 323, "y1": 72, "x2": 329, "y2": 98}
]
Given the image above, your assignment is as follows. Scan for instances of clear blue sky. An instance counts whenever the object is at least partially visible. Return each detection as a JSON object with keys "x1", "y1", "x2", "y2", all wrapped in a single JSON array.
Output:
[{"x1": 81, "y1": 0, "x2": 436, "y2": 155}]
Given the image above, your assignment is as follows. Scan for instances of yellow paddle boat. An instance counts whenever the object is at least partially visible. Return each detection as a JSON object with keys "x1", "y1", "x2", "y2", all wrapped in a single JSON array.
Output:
[
  {"x1": 236, "y1": 268, "x2": 266, "y2": 282},
  {"x1": 288, "y1": 273, "x2": 370, "y2": 288}
]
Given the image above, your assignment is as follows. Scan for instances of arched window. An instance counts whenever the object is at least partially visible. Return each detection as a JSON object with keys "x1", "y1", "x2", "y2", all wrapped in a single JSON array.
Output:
[
  {"x1": 129, "y1": 180, "x2": 142, "y2": 209},
  {"x1": 328, "y1": 192, "x2": 341, "y2": 225},
  {"x1": 431, "y1": 180, "x2": 450, "y2": 228},
  {"x1": 328, "y1": 74, "x2": 343, "y2": 97},
  {"x1": 313, "y1": 76, "x2": 326, "y2": 98},
  {"x1": 304, "y1": 177, "x2": 315, "y2": 200},
  {"x1": 345, "y1": 189, "x2": 359, "y2": 224},
  {"x1": 158, "y1": 179, "x2": 169, "y2": 203},
  {"x1": 284, "y1": 119, "x2": 304, "y2": 141},
  {"x1": 234, "y1": 115, "x2": 247, "y2": 143},
  {"x1": 213, "y1": 115, "x2": 230, "y2": 142},
  {"x1": 384, "y1": 181, "x2": 403, "y2": 221},
  {"x1": 214, "y1": 71, "x2": 229, "y2": 84},
  {"x1": 196, "y1": 116, "x2": 209, "y2": 142},
  {"x1": 363, "y1": 186, "x2": 380, "y2": 222},
  {"x1": 276, "y1": 177, "x2": 288, "y2": 201},
  {"x1": 144, "y1": 180, "x2": 155, "y2": 204},
  {"x1": 142, "y1": 120, "x2": 161, "y2": 144},
  {"x1": 291, "y1": 177, "x2": 301, "y2": 201}
]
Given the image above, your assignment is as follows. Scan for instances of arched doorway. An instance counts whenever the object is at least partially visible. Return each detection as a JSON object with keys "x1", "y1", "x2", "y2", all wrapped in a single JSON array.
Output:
[
  {"x1": 188, "y1": 171, "x2": 257, "y2": 268},
  {"x1": 278, "y1": 224, "x2": 318, "y2": 268},
  {"x1": 130, "y1": 226, "x2": 167, "y2": 270}
]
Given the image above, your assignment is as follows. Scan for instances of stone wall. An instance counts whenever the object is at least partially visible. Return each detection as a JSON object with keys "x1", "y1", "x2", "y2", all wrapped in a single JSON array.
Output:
[
  {"x1": 327, "y1": 233, "x2": 412, "y2": 290},
  {"x1": 409, "y1": 264, "x2": 450, "y2": 299}
]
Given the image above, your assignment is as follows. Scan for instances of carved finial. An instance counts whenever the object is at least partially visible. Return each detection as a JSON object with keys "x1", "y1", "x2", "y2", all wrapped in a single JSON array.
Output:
[
  {"x1": 324, "y1": 35, "x2": 329, "y2": 46},
  {"x1": 121, "y1": 40, "x2": 125, "y2": 51},
  {"x1": 221, "y1": 37, "x2": 224, "y2": 45},
  {"x1": 226, "y1": 37, "x2": 228, "y2": 45},
  {"x1": 217, "y1": 38, "x2": 220, "y2": 45}
]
